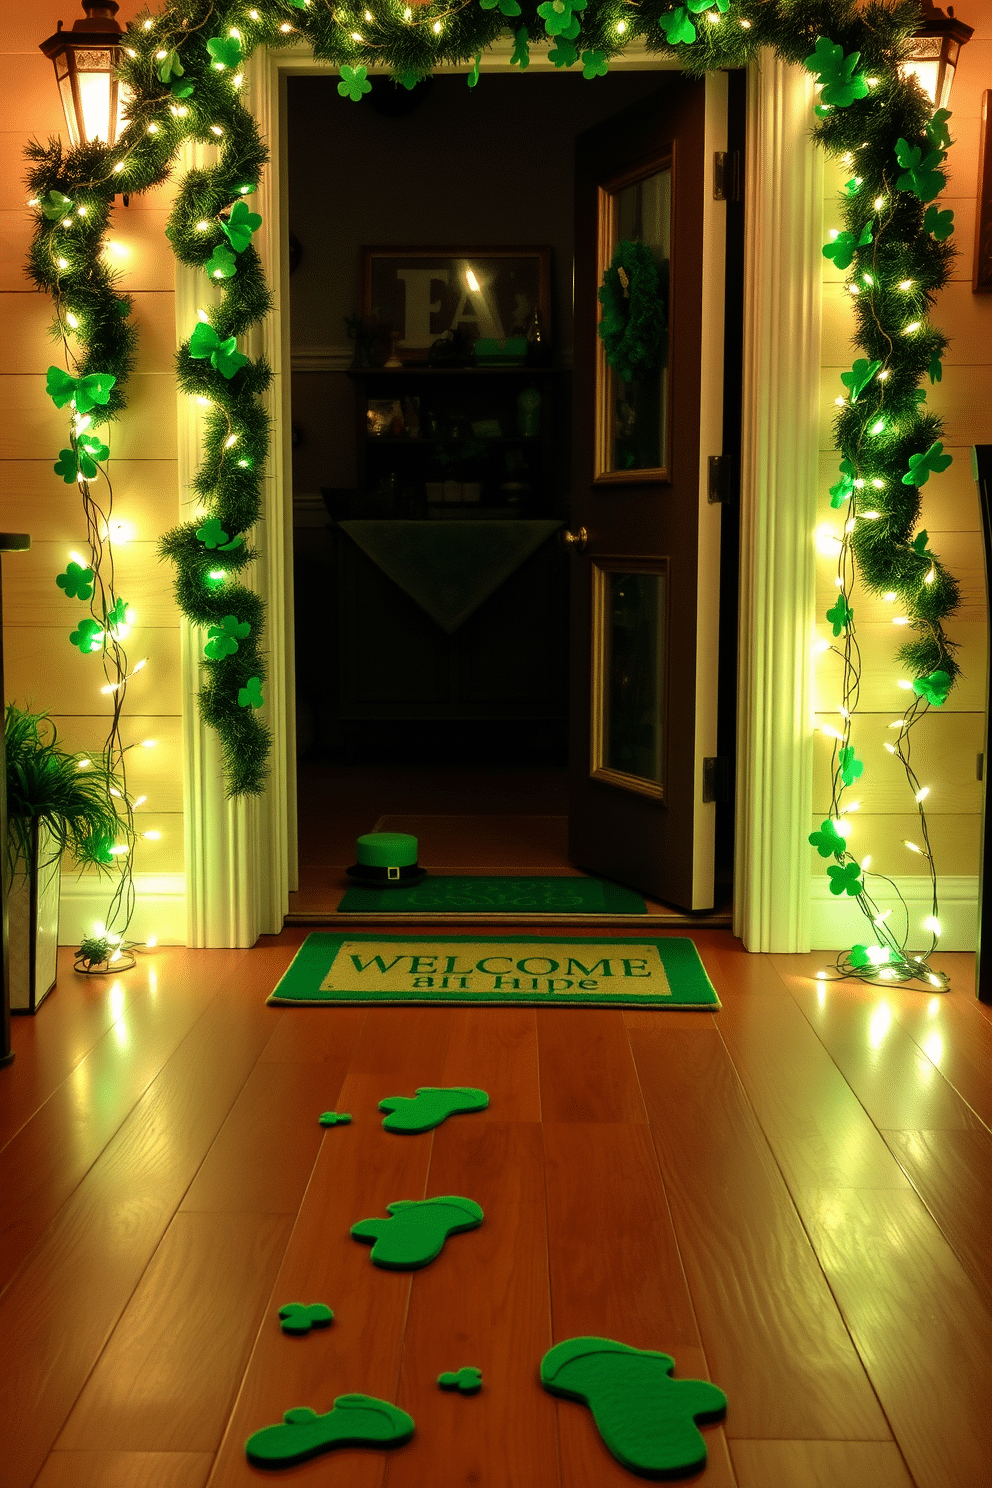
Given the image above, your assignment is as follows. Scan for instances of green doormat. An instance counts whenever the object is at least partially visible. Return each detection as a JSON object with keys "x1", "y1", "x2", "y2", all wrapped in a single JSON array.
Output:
[
  {"x1": 337, "y1": 875, "x2": 646, "y2": 914},
  {"x1": 267, "y1": 934, "x2": 719, "y2": 1008}
]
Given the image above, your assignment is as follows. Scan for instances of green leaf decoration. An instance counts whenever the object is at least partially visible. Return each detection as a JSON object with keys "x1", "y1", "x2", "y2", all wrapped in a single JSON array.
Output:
[
  {"x1": 803, "y1": 37, "x2": 869, "y2": 109},
  {"x1": 511, "y1": 28, "x2": 530, "y2": 69},
  {"x1": 582, "y1": 50, "x2": 609, "y2": 80},
  {"x1": 923, "y1": 204, "x2": 954, "y2": 241},
  {"x1": 902, "y1": 441, "x2": 952, "y2": 487},
  {"x1": 78, "y1": 433, "x2": 109, "y2": 463},
  {"x1": 911, "y1": 529, "x2": 930, "y2": 556},
  {"x1": 206, "y1": 35, "x2": 242, "y2": 70},
  {"x1": 318, "y1": 1110, "x2": 352, "y2": 1126},
  {"x1": 829, "y1": 458, "x2": 857, "y2": 510},
  {"x1": 238, "y1": 676, "x2": 264, "y2": 709},
  {"x1": 70, "y1": 617, "x2": 104, "y2": 654},
  {"x1": 338, "y1": 66, "x2": 372, "y2": 103},
  {"x1": 188, "y1": 321, "x2": 248, "y2": 379},
  {"x1": 56, "y1": 561, "x2": 94, "y2": 600},
  {"x1": 205, "y1": 243, "x2": 237, "y2": 281},
  {"x1": 438, "y1": 1366, "x2": 483, "y2": 1393},
  {"x1": 912, "y1": 669, "x2": 952, "y2": 706},
  {"x1": 106, "y1": 596, "x2": 128, "y2": 631},
  {"x1": 156, "y1": 49, "x2": 184, "y2": 84},
  {"x1": 221, "y1": 200, "x2": 262, "y2": 253},
  {"x1": 849, "y1": 943, "x2": 871, "y2": 967},
  {"x1": 827, "y1": 860, "x2": 863, "y2": 897},
  {"x1": 822, "y1": 221, "x2": 872, "y2": 270},
  {"x1": 548, "y1": 38, "x2": 578, "y2": 68},
  {"x1": 538, "y1": 0, "x2": 586, "y2": 36},
  {"x1": 843, "y1": 176, "x2": 861, "y2": 198},
  {"x1": 928, "y1": 108, "x2": 953, "y2": 152},
  {"x1": 204, "y1": 613, "x2": 251, "y2": 660},
  {"x1": 395, "y1": 71, "x2": 426, "y2": 90},
  {"x1": 468, "y1": 54, "x2": 482, "y2": 89},
  {"x1": 196, "y1": 516, "x2": 243, "y2": 551},
  {"x1": 840, "y1": 358, "x2": 882, "y2": 404},
  {"x1": 53, "y1": 448, "x2": 80, "y2": 483},
  {"x1": 838, "y1": 745, "x2": 864, "y2": 786},
  {"x1": 894, "y1": 138, "x2": 946, "y2": 202},
  {"x1": 171, "y1": 79, "x2": 195, "y2": 99},
  {"x1": 808, "y1": 819, "x2": 846, "y2": 858},
  {"x1": 278, "y1": 1302, "x2": 334, "y2": 1335},
  {"x1": 39, "y1": 190, "x2": 74, "y2": 221},
  {"x1": 480, "y1": 0, "x2": 522, "y2": 13},
  {"x1": 687, "y1": 0, "x2": 729, "y2": 10},
  {"x1": 927, "y1": 351, "x2": 943, "y2": 384},
  {"x1": 46, "y1": 365, "x2": 116, "y2": 414},
  {"x1": 826, "y1": 595, "x2": 853, "y2": 637},
  {"x1": 659, "y1": 6, "x2": 696, "y2": 45}
]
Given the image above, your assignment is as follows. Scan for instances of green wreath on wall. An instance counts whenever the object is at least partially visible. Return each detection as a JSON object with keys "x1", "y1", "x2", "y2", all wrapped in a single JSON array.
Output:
[{"x1": 597, "y1": 239, "x2": 668, "y2": 383}]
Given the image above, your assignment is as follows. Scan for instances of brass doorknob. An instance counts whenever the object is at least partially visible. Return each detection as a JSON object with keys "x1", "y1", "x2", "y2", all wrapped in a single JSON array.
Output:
[{"x1": 559, "y1": 526, "x2": 588, "y2": 553}]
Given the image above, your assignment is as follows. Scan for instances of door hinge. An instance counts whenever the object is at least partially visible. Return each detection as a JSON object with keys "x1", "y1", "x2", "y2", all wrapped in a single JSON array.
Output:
[
  {"x1": 703, "y1": 757, "x2": 732, "y2": 804},
  {"x1": 708, "y1": 455, "x2": 730, "y2": 504},
  {"x1": 713, "y1": 150, "x2": 742, "y2": 202}
]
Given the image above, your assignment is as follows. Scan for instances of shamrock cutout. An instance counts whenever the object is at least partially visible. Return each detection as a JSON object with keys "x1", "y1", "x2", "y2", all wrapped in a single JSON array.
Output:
[
  {"x1": 278, "y1": 1303, "x2": 334, "y2": 1336},
  {"x1": 849, "y1": 943, "x2": 871, "y2": 967},
  {"x1": 56, "y1": 561, "x2": 94, "y2": 600},
  {"x1": 809, "y1": 819, "x2": 846, "y2": 858},
  {"x1": 511, "y1": 28, "x2": 530, "y2": 69},
  {"x1": 912, "y1": 669, "x2": 952, "y2": 706},
  {"x1": 826, "y1": 595, "x2": 853, "y2": 637},
  {"x1": 803, "y1": 37, "x2": 869, "y2": 108},
  {"x1": 204, "y1": 613, "x2": 250, "y2": 660},
  {"x1": 548, "y1": 38, "x2": 578, "y2": 68},
  {"x1": 171, "y1": 79, "x2": 195, "y2": 99},
  {"x1": 188, "y1": 321, "x2": 248, "y2": 379},
  {"x1": 582, "y1": 50, "x2": 609, "y2": 79},
  {"x1": 221, "y1": 200, "x2": 262, "y2": 253},
  {"x1": 70, "y1": 617, "x2": 104, "y2": 654},
  {"x1": 911, "y1": 529, "x2": 931, "y2": 556},
  {"x1": 902, "y1": 441, "x2": 952, "y2": 487},
  {"x1": 78, "y1": 433, "x2": 110, "y2": 464},
  {"x1": 895, "y1": 138, "x2": 946, "y2": 202},
  {"x1": 206, "y1": 35, "x2": 242, "y2": 70},
  {"x1": 318, "y1": 1111, "x2": 352, "y2": 1126},
  {"x1": 196, "y1": 517, "x2": 243, "y2": 551},
  {"x1": 822, "y1": 222, "x2": 872, "y2": 270},
  {"x1": 205, "y1": 244, "x2": 237, "y2": 281},
  {"x1": 480, "y1": 0, "x2": 521, "y2": 13},
  {"x1": 923, "y1": 204, "x2": 954, "y2": 241},
  {"x1": 238, "y1": 676, "x2": 264, "y2": 708},
  {"x1": 686, "y1": 0, "x2": 728, "y2": 10},
  {"x1": 843, "y1": 177, "x2": 861, "y2": 198},
  {"x1": 156, "y1": 49, "x2": 184, "y2": 84},
  {"x1": 468, "y1": 54, "x2": 482, "y2": 89},
  {"x1": 838, "y1": 745, "x2": 863, "y2": 786},
  {"x1": 829, "y1": 458, "x2": 857, "y2": 509},
  {"x1": 659, "y1": 7, "x2": 697, "y2": 46},
  {"x1": 438, "y1": 1367, "x2": 483, "y2": 1394},
  {"x1": 105, "y1": 597, "x2": 129, "y2": 633},
  {"x1": 53, "y1": 448, "x2": 81, "y2": 484},
  {"x1": 840, "y1": 358, "x2": 882, "y2": 404},
  {"x1": 928, "y1": 109, "x2": 953, "y2": 152},
  {"x1": 538, "y1": 0, "x2": 586, "y2": 37},
  {"x1": 827, "y1": 861, "x2": 863, "y2": 897},
  {"x1": 46, "y1": 365, "x2": 116, "y2": 414},
  {"x1": 395, "y1": 71, "x2": 426, "y2": 90},
  {"x1": 39, "y1": 190, "x2": 74, "y2": 221},
  {"x1": 338, "y1": 66, "x2": 372, "y2": 103},
  {"x1": 927, "y1": 351, "x2": 943, "y2": 384}
]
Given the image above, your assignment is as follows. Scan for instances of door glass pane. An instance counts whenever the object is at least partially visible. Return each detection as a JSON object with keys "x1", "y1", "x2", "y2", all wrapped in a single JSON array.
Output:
[
  {"x1": 604, "y1": 166, "x2": 671, "y2": 476},
  {"x1": 606, "y1": 570, "x2": 666, "y2": 784}
]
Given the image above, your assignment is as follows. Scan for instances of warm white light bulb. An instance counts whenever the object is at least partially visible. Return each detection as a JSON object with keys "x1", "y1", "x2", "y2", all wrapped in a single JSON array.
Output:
[
  {"x1": 899, "y1": 280, "x2": 913, "y2": 290},
  {"x1": 903, "y1": 320, "x2": 921, "y2": 334},
  {"x1": 904, "y1": 839, "x2": 922, "y2": 854},
  {"x1": 922, "y1": 914, "x2": 941, "y2": 935},
  {"x1": 915, "y1": 786, "x2": 930, "y2": 802}
]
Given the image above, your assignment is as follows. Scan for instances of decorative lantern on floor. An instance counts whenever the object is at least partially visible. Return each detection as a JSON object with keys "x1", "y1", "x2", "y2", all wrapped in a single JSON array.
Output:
[
  {"x1": 39, "y1": 0, "x2": 128, "y2": 149},
  {"x1": 899, "y1": 0, "x2": 973, "y2": 110}
]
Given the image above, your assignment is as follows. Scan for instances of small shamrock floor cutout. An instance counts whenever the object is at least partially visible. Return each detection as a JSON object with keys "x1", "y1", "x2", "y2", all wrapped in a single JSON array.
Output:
[
  {"x1": 378, "y1": 1085, "x2": 489, "y2": 1134},
  {"x1": 279, "y1": 1302, "x2": 334, "y2": 1336},
  {"x1": 245, "y1": 1394, "x2": 415, "y2": 1468},
  {"x1": 540, "y1": 1338, "x2": 727, "y2": 1477},
  {"x1": 351, "y1": 1196, "x2": 484, "y2": 1270},
  {"x1": 438, "y1": 1366, "x2": 483, "y2": 1394},
  {"x1": 318, "y1": 1111, "x2": 351, "y2": 1127}
]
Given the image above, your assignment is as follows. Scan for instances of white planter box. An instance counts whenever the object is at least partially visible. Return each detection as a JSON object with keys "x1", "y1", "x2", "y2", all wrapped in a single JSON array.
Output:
[{"x1": 8, "y1": 821, "x2": 60, "y2": 1013}]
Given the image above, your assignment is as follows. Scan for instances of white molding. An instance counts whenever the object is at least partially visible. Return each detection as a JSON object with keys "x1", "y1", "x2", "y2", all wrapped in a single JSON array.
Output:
[
  {"x1": 291, "y1": 345, "x2": 353, "y2": 372},
  {"x1": 810, "y1": 876, "x2": 978, "y2": 953},
  {"x1": 59, "y1": 873, "x2": 187, "y2": 946},
  {"x1": 733, "y1": 53, "x2": 823, "y2": 952}
]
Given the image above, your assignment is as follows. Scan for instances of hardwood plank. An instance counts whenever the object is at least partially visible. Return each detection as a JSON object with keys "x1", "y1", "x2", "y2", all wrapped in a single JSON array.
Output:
[
  {"x1": 206, "y1": 1111, "x2": 433, "y2": 1488},
  {"x1": 0, "y1": 965, "x2": 281, "y2": 1488},
  {"x1": 385, "y1": 1120, "x2": 559, "y2": 1487},
  {"x1": 543, "y1": 1121, "x2": 733, "y2": 1487},
  {"x1": 628, "y1": 1022, "x2": 891, "y2": 1440},
  {"x1": 796, "y1": 1187, "x2": 992, "y2": 1488},
  {"x1": 438, "y1": 1007, "x2": 542, "y2": 1123},
  {"x1": 256, "y1": 1005, "x2": 368, "y2": 1065},
  {"x1": 56, "y1": 1212, "x2": 292, "y2": 1452},
  {"x1": 34, "y1": 1452, "x2": 213, "y2": 1488},
  {"x1": 348, "y1": 1005, "x2": 453, "y2": 1079},
  {"x1": 537, "y1": 1008, "x2": 647, "y2": 1123},
  {"x1": 882, "y1": 1128, "x2": 992, "y2": 1315},
  {"x1": 729, "y1": 1440, "x2": 915, "y2": 1488},
  {"x1": 883, "y1": 990, "x2": 992, "y2": 1131}
]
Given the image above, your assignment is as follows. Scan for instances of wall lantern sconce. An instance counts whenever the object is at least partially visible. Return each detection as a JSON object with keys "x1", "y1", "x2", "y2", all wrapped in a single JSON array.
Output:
[
  {"x1": 899, "y1": 1, "x2": 973, "y2": 110},
  {"x1": 39, "y1": 1, "x2": 128, "y2": 149}
]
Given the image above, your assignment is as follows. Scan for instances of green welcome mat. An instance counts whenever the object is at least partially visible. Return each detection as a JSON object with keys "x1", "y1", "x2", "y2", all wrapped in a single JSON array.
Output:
[
  {"x1": 267, "y1": 934, "x2": 719, "y2": 1008},
  {"x1": 337, "y1": 875, "x2": 646, "y2": 915}
]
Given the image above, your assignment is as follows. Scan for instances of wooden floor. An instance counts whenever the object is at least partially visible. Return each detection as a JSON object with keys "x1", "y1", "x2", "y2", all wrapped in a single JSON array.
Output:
[{"x1": 1, "y1": 932, "x2": 989, "y2": 1488}]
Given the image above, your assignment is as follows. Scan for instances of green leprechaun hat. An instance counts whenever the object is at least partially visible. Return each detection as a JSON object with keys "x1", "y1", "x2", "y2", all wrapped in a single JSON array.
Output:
[{"x1": 346, "y1": 832, "x2": 427, "y2": 888}]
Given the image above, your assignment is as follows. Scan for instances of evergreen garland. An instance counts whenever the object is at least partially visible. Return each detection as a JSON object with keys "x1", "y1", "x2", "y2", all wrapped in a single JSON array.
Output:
[{"x1": 22, "y1": 0, "x2": 963, "y2": 985}]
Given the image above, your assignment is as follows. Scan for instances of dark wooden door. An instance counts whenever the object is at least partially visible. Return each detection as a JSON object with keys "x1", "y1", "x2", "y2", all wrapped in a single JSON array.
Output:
[{"x1": 568, "y1": 75, "x2": 727, "y2": 910}]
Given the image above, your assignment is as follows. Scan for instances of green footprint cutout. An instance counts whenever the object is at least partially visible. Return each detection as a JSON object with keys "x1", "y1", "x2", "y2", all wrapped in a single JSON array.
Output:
[
  {"x1": 351, "y1": 1195, "x2": 484, "y2": 1269},
  {"x1": 540, "y1": 1337, "x2": 727, "y2": 1477},
  {"x1": 278, "y1": 1302, "x2": 334, "y2": 1335},
  {"x1": 438, "y1": 1366, "x2": 483, "y2": 1394},
  {"x1": 245, "y1": 1393, "x2": 414, "y2": 1468},
  {"x1": 378, "y1": 1085, "x2": 489, "y2": 1134}
]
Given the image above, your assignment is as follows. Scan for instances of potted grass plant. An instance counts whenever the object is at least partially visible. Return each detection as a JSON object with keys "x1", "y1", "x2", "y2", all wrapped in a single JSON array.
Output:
[{"x1": 4, "y1": 703, "x2": 123, "y2": 1012}]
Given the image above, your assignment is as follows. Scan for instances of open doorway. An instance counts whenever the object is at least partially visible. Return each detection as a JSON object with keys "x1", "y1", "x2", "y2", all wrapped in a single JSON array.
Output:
[{"x1": 284, "y1": 69, "x2": 740, "y2": 921}]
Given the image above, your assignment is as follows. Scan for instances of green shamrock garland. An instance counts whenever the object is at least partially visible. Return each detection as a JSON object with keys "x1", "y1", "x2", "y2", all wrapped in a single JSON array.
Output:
[
  {"x1": 205, "y1": 614, "x2": 251, "y2": 660},
  {"x1": 803, "y1": 37, "x2": 869, "y2": 110},
  {"x1": 189, "y1": 322, "x2": 248, "y2": 379}
]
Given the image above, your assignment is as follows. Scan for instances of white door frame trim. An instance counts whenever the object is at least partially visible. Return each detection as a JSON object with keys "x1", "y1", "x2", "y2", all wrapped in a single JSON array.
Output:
[{"x1": 175, "y1": 47, "x2": 821, "y2": 952}]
